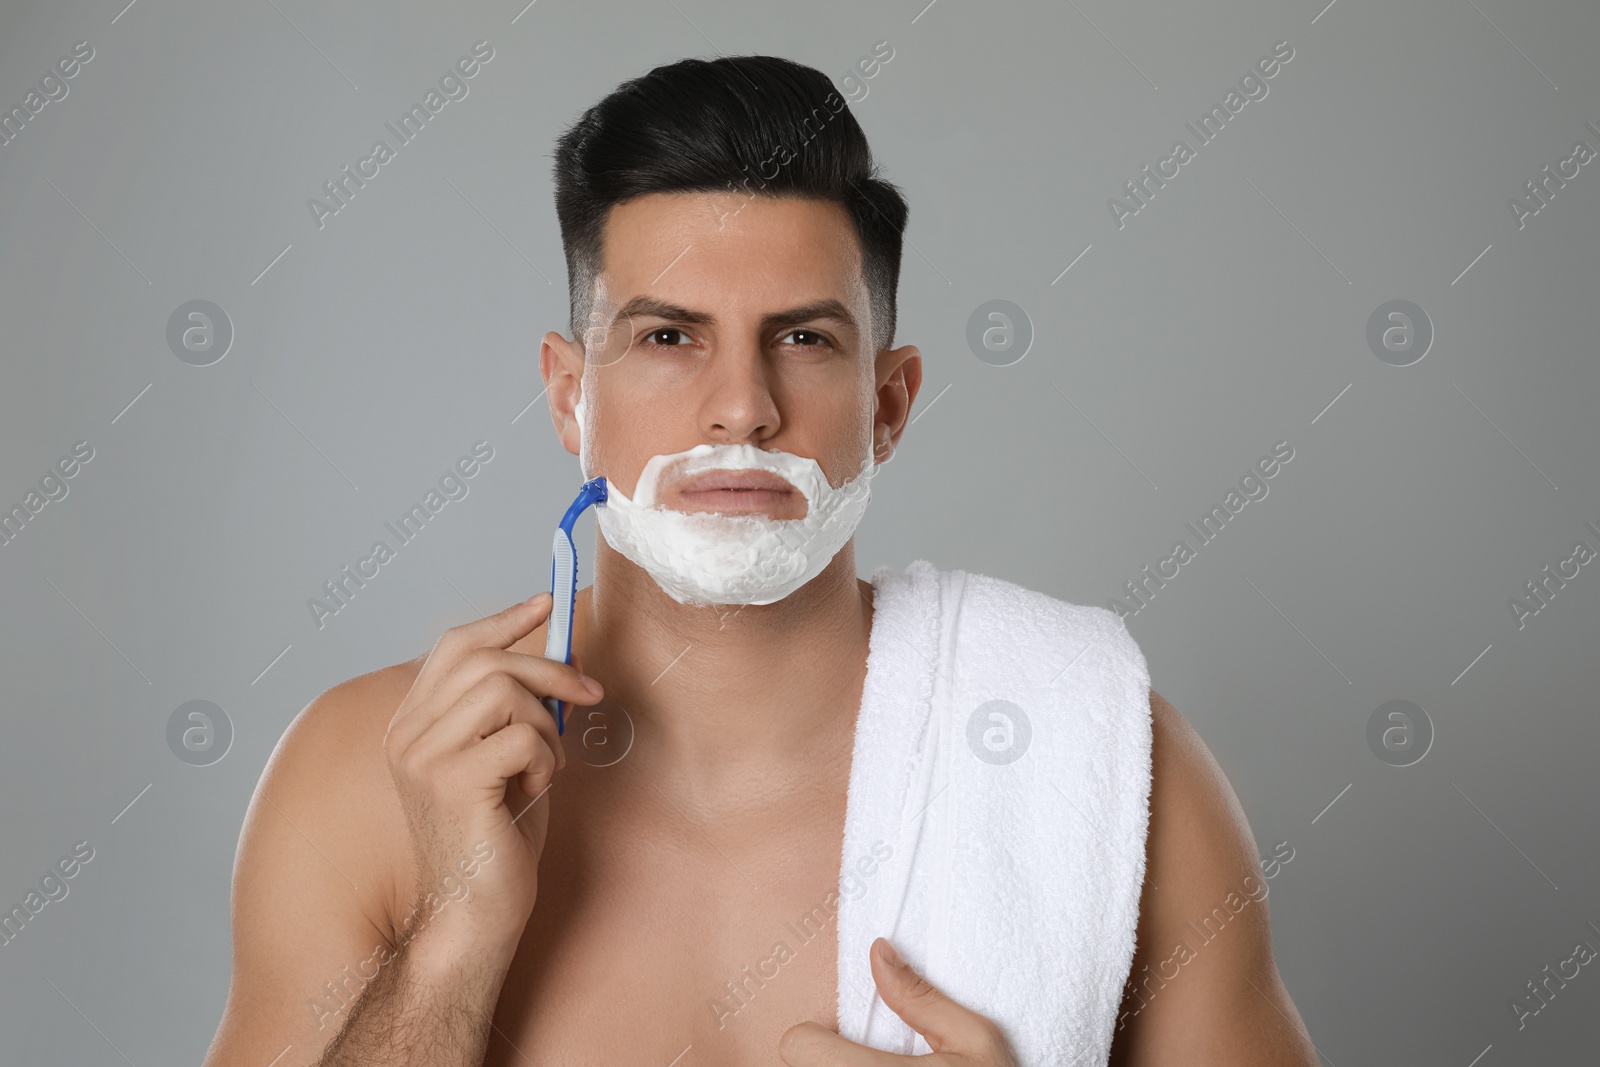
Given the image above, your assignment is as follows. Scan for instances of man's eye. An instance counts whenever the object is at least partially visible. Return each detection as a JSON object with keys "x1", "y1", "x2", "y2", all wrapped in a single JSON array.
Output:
[
  {"x1": 645, "y1": 328, "x2": 690, "y2": 348},
  {"x1": 641, "y1": 328, "x2": 832, "y2": 350},
  {"x1": 780, "y1": 329, "x2": 830, "y2": 348}
]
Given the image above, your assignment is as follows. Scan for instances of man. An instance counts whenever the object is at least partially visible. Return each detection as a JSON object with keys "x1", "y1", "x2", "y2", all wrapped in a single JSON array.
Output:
[{"x1": 203, "y1": 56, "x2": 1319, "y2": 1066}]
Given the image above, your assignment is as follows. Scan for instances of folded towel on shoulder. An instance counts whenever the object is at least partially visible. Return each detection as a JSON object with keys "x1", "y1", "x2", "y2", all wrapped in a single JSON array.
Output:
[{"x1": 835, "y1": 559, "x2": 1154, "y2": 1066}]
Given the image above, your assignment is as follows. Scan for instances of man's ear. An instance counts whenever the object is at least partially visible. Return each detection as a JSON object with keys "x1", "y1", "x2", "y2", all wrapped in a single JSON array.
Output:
[
  {"x1": 873, "y1": 343, "x2": 922, "y2": 463},
  {"x1": 541, "y1": 330, "x2": 584, "y2": 458}
]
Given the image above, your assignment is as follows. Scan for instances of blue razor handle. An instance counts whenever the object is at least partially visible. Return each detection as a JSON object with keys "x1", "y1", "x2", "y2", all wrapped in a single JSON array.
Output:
[{"x1": 543, "y1": 476, "x2": 607, "y2": 735}]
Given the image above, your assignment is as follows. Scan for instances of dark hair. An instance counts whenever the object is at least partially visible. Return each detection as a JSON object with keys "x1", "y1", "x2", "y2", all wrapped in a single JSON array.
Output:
[{"x1": 552, "y1": 55, "x2": 909, "y2": 354}]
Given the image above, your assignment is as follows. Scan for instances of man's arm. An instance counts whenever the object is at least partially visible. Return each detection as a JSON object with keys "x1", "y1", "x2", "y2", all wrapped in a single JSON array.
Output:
[
  {"x1": 202, "y1": 595, "x2": 594, "y2": 1067},
  {"x1": 200, "y1": 670, "x2": 440, "y2": 1067},
  {"x1": 1107, "y1": 690, "x2": 1321, "y2": 1066},
  {"x1": 200, "y1": 668, "x2": 519, "y2": 1067}
]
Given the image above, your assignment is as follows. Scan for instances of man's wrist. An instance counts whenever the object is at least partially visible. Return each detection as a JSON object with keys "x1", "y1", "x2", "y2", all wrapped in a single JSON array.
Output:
[{"x1": 402, "y1": 909, "x2": 522, "y2": 984}]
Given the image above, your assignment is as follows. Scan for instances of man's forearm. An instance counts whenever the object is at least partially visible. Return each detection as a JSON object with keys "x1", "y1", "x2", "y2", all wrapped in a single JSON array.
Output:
[{"x1": 316, "y1": 921, "x2": 513, "y2": 1067}]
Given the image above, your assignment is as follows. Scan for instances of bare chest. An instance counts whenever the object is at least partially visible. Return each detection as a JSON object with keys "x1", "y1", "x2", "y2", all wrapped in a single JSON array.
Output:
[{"x1": 484, "y1": 788, "x2": 851, "y2": 1067}]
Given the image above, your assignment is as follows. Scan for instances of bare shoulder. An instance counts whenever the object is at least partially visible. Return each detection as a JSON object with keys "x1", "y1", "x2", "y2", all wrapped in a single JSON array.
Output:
[
  {"x1": 255, "y1": 654, "x2": 429, "y2": 931},
  {"x1": 1105, "y1": 690, "x2": 1319, "y2": 1066},
  {"x1": 201, "y1": 654, "x2": 428, "y2": 1067},
  {"x1": 1145, "y1": 690, "x2": 1260, "y2": 879}
]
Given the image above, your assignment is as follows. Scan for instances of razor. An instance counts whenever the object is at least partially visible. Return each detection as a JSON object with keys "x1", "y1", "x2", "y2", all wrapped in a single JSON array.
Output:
[{"x1": 542, "y1": 476, "x2": 608, "y2": 735}]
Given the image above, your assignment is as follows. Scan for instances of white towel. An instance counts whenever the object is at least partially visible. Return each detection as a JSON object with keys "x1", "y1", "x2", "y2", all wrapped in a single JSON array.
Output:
[{"x1": 835, "y1": 559, "x2": 1154, "y2": 1066}]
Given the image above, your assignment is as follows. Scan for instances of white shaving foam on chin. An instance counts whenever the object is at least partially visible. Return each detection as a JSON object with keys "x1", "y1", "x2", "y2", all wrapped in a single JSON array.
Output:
[{"x1": 573, "y1": 390, "x2": 877, "y2": 607}]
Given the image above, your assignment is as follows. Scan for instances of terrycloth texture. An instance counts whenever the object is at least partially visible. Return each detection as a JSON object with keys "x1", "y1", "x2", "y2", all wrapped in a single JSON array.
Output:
[{"x1": 835, "y1": 560, "x2": 1154, "y2": 1066}]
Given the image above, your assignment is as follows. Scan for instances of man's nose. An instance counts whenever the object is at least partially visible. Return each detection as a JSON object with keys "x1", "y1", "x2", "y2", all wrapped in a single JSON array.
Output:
[{"x1": 698, "y1": 340, "x2": 781, "y2": 444}]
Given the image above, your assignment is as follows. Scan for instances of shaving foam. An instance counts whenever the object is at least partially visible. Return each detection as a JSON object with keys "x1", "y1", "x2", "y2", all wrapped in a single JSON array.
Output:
[{"x1": 573, "y1": 391, "x2": 877, "y2": 606}]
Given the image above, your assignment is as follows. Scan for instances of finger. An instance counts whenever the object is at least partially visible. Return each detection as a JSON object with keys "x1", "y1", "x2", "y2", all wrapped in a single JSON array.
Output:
[
  {"x1": 407, "y1": 594, "x2": 554, "y2": 707},
  {"x1": 870, "y1": 937, "x2": 1004, "y2": 1055},
  {"x1": 392, "y1": 594, "x2": 553, "y2": 747},
  {"x1": 395, "y1": 646, "x2": 602, "y2": 748},
  {"x1": 427, "y1": 647, "x2": 601, "y2": 727},
  {"x1": 776, "y1": 1020, "x2": 922, "y2": 1067},
  {"x1": 406, "y1": 669, "x2": 567, "y2": 771},
  {"x1": 445, "y1": 719, "x2": 560, "y2": 808}
]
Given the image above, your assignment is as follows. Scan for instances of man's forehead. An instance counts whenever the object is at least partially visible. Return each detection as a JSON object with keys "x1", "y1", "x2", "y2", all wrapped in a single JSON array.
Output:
[{"x1": 594, "y1": 193, "x2": 867, "y2": 312}]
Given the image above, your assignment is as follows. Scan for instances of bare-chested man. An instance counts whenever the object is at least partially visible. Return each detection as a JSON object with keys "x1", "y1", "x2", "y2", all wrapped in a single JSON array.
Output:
[{"x1": 202, "y1": 54, "x2": 1319, "y2": 1067}]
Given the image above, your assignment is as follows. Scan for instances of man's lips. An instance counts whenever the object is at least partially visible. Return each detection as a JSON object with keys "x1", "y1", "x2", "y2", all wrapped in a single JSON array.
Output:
[
  {"x1": 678, "y1": 469, "x2": 795, "y2": 494},
  {"x1": 672, "y1": 468, "x2": 798, "y2": 514}
]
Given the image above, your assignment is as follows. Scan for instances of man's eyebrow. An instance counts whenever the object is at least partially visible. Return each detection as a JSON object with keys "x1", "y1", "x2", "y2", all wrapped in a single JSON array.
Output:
[
  {"x1": 761, "y1": 299, "x2": 859, "y2": 335},
  {"x1": 614, "y1": 295, "x2": 714, "y2": 326},
  {"x1": 612, "y1": 296, "x2": 859, "y2": 334}
]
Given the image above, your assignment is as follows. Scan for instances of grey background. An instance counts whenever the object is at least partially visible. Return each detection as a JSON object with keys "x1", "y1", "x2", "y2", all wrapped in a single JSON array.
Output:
[{"x1": 1, "y1": 0, "x2": 1597, "y2": 1063}]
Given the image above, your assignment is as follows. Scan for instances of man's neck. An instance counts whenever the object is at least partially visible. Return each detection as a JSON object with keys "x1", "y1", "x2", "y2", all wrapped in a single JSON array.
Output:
[{"x1": 568, "y1": 541, "x2": 875, "y2": 796}]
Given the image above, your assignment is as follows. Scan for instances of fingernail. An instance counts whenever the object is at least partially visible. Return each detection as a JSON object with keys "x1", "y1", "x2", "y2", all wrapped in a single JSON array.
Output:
[
  {"x1": 580, "y1": 673, "x2": 603, "y2": 695},
  {"x1": 878, "y1": 939, "x2": 905, "y2": 969}
]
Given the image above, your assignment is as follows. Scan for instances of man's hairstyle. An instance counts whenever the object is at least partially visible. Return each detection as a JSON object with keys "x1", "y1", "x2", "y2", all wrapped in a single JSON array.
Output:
[{"x1": 552, "y1": 54, "x2": 909, "y2": 355}]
